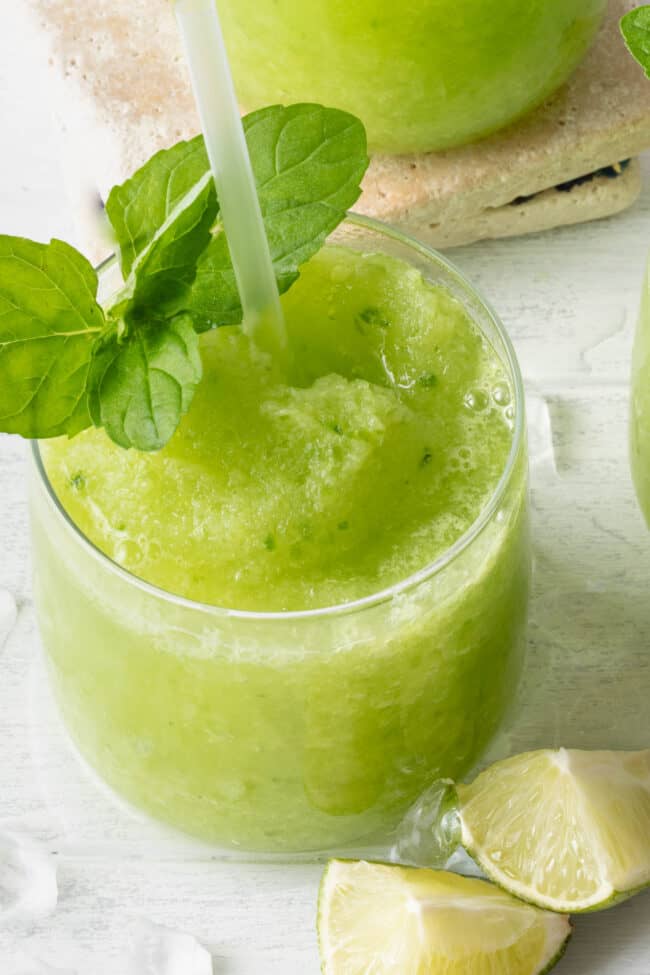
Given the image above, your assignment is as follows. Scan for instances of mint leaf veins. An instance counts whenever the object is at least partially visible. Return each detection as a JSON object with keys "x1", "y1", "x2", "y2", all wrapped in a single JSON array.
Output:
[
  {"x1": 88, "y1": 314, "x2": 201, "y2": 451},
  {"x1": 106, "y1": 140, "x2": 218, "y2": 321},
  {"x1": 621, "y1": 6, "x2": 650, "y2": 76},
  {"x1": 0, "y1": 237, "x2": 105, "y2": 438},
  {"x1": 106, "y1": 137, "x2": 215, "y2": 280},
  {"x1": 0, "y1": 103, "x2": 368, "y2": 451}
]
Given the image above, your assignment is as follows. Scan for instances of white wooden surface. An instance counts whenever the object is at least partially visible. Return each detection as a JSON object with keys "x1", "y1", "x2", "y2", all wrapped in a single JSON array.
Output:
[{"x1": 1, "y1": 4, "x2": 650, "y2": 972}]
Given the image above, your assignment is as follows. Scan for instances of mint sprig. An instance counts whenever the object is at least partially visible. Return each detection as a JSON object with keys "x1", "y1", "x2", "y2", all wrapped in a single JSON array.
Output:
[
  {"x1": 107, "y1": 104, "x2": 369, "y2": 332},
  {"x1": 0, "y1": 104, "x2": 368, "y2": 451},
  {"x1": 620, "y1": 6, "x2": 650, "y2": 76}
]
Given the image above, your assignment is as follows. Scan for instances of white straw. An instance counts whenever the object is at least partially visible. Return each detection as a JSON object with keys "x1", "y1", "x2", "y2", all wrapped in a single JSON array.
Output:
[{"x1": 175, "y1": 0, "x2": 287, "y2": 361}]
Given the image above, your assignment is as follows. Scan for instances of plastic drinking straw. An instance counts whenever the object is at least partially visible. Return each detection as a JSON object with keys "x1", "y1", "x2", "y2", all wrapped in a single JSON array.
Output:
[{"x1": 175, "y1": 0, "x2": 288, "y2": 363}]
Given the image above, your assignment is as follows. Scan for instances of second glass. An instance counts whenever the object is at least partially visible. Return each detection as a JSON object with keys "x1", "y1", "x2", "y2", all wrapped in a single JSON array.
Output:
[
  {"x1": 219, "y1": 0, "x2": 606, "y2": 153},
  {"x1": 631, "y1": 260, "x2": 650, "y2": 524}
]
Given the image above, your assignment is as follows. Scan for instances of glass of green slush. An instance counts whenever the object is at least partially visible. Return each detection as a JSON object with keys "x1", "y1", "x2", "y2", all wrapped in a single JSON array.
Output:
[
  {"x1": 631, "y1": 263, "x2": 650, "y2": 523},
  {"x1": 30, "y1": 215, "x2": 529, "y2": 852},
  {"x1": 218, "y1": 0, "x2": 607, "y2": 153}
]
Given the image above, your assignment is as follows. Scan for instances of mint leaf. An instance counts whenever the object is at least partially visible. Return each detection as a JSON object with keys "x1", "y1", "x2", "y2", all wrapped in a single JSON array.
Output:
[
  {"x1": 0, "y1": 236, "x2": 104, "y2": 438},
  {"x1": 106, "y1": 141, "x2": 219, "y2": 321},
  {"x1": 106, "y1": 138, "x2": 213, "y2": 278},
  {"x1": 127, "y1": 174, "x2": 217, "y2": 321},
  {"x1": 188, "y1": 104, "x2": 368, "y2": 330},
  {"x1": 182, "y1": 231, "x2": 239, "y2": 330},
  {"x1": 621, "y1": 6, "x2": 650, "y2": 75},
  {"x1": 87, "y1": 314, "x2": 201, "y2": 451}
]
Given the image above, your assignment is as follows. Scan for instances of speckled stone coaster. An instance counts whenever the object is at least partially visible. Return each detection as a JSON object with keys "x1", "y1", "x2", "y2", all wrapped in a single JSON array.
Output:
[{"x1": 24, "y1": 0, "x2": 650, "y2": 255}]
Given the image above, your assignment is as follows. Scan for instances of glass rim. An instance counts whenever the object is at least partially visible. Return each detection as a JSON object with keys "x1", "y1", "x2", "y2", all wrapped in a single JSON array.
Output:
[{"x1": 32, "y1": 211, "x2": 525, "y2": 622}]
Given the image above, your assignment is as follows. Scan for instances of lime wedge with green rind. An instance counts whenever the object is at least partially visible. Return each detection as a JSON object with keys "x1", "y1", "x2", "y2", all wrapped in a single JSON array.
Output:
[
  {"x1": 458, "y1": 748, "x2": 650, "y2": 913},
  {"x1": 318, "y1": 859, "x2": 571, "y2": 975}
]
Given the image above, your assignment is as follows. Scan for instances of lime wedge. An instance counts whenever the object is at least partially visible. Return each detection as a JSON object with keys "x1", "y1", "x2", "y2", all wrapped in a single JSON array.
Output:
[
  {"x1": 458, "y1": 748, "x2": 650, "y2": 913},
  {"x1": 318, "y1": 859, "x2": 571, "y2": 975}
]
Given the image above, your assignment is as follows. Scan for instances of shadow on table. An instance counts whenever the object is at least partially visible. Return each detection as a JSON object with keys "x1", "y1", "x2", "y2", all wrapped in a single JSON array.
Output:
[{"x1": 493, "y1": 436, "x2": 650, "y2": 757}]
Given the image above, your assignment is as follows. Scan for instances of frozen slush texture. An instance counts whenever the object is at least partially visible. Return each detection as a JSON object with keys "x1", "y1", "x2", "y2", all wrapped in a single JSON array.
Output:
[{"x1": 43, "y1": 248, "x2": 513, "y2": 611}]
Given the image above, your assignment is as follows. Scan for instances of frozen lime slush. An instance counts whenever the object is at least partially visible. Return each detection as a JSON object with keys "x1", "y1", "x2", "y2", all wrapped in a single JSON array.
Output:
[
  {"x1": 219, "y1": 0, "x2": 606, "y2": 153},
  {"x1": 32, "y1": 246, "x2": 529, "y2": 850}
]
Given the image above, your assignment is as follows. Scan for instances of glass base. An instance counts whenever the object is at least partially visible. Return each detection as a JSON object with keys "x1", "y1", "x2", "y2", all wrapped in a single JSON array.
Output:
[
  {"x1": 28, "y1": 638, "x2": 524, "y2": 863},
  {"x1": 28, "y1": 643, "x2": 396, "y2": 863}
]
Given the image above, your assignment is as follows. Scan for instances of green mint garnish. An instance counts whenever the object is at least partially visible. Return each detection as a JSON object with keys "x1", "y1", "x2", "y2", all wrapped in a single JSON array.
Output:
[
  {"x1": 106, "y1": 138, "x2": 215, "y2": 281},
  {"x1": 357, "y1": 306, "x2": 390, "y2": 329},
  {"x1": 87, "y1": 313, "x2": 202, "y2": 452},
  {"x1": 69, "y1": 471, "x2": 86, "y2": 491},
  {"x1": 264, "y1": 534, "x2": 276, "y2": 551},
  {"x1": 620, "y1": 6, "x2": 650, "y2": 75},
  {"x1": 106, "y1": 103, "x2": 368, "y2": 333},
  {"x1": 418, "y1": 373, "x2": 438, "y2": 389},
  {"x1": 0, "y1": 237, "x2": 105, "y2": 438},
  {"x1": 0, "y1": 104, "x2": 368, "y2": 452}
]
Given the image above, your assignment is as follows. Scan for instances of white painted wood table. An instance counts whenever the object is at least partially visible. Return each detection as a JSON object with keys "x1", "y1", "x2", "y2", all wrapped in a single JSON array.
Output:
[{"x1": 0, "y1": 7, "x2": 649, "y2": 973}]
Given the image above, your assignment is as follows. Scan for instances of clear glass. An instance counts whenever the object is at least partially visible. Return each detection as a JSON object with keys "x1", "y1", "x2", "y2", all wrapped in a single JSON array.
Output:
[
  {"x1": 29, "y1": 215, "x2": 529, "y2": 853},
  {"x1": 218, "y1": 0, "x2": 606, "y2": 153},
  {"x1": 631, "y1": 259, "x2": 650, "y2": 524}
]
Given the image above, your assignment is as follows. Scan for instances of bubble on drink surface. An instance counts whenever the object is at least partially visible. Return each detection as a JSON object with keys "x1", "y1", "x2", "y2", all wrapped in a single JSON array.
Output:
[
  {"x1": 391, "y1": 778, "x2": 461, "y2": 867},
  {"x1": 492, "y1": 382, "x2": 511, "y2": 407},
  {"x1": 125, "y1": 918, "x2": 213, "y2": 975},
  {"x1": 114, "y1": 538, "x2": 144, "y2": 566},
  {"x1": 0, "y1": 830, "x2": 58, "y2": 921},
  {"x1": 0, "y1": 589, "x2": 17, "y2": 650},
  {"x1": 448, "y1": 445, "x2": 474, "y2": 474},
  {"x1": 147, "y1": 540, "x2": 162, "y2": 561},
  {"x1": 463, "y1": 388, "x2": 489, "y2": 413}
]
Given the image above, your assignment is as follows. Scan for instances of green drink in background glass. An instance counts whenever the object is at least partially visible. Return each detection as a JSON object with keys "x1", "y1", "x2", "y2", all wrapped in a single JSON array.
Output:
[
  {"x1": 620, "y1": 4, "x2": 650, "y2": 524},
  {"x1": 30, "y1": 217, "x2": 529, "y2": 852},
  {"x1": 631, "y1": 262, "x2": 650, "y2": 524},
  {"x1": 218, "y1": 0, "x2": 606, "y2": 153}
]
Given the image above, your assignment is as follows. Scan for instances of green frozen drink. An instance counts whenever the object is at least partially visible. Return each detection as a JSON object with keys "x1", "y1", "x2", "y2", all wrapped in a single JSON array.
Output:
[
  {"x1": 30, "y1": 217, "x2": 529, "y2": 851},
  {"x1": 219, "y1": 0, "x2": 606, "y2": 153},
  {"x1": 631, "y1": 260, "x2": 650, "y2": 524}
]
